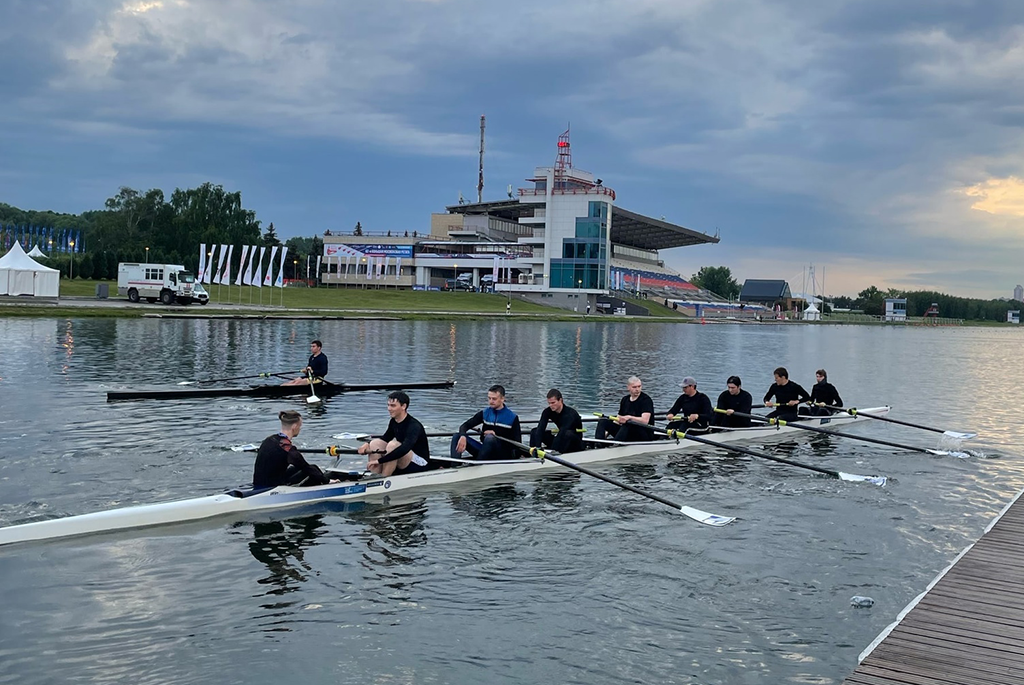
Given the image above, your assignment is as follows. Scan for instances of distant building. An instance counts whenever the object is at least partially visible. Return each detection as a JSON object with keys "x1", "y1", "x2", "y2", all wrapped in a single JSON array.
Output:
[
  {"x1": 1009, "y1": 310, "x2": 1021, "y2": 324},
  {"x1": 884, "y1": 297, "x2": 907, "y2": 322},
  {"x1": 739, "y1": 279, "x2": 793, "y2": 308},
  {"x1": 1015, "y1": 284, "x2": 1023, "y2": 302}
]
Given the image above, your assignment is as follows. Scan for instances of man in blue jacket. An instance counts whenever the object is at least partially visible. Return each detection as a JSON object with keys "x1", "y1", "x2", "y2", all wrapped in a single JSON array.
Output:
[{"x1": 451, "y1": 384, "x2": 522, "y2": 460}]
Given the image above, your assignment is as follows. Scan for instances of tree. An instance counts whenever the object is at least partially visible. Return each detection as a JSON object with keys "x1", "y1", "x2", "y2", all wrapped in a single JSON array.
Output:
[
  {"x1": 353, "y1": 221, "x2": 363, "y2": 236},
  {"x1": 689, "y1": 266, "x2": 740, "y2": 299},
  {"x1": 855, "y1": 285, "x2": 884, "y2": 316},
  {"x1": 263, "y1": 222, "x2": 281, "y2": 246}
]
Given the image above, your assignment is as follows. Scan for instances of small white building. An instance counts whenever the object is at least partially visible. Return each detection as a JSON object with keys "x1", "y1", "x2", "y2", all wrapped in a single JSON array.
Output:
[
  {"x1": 1009, "y1": 310, "x2": 1021, "y2": 324},
  {"x1": 884, "y1": 297, "x2": 907, "y2": 322}
]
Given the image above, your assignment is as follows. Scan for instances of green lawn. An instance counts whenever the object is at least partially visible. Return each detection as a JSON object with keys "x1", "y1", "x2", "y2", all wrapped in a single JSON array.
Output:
[{"x1": 620, "y1": 295, "x2": 690, "y2": 319}]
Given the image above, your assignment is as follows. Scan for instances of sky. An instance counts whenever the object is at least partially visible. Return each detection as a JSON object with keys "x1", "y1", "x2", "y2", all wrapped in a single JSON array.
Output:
[{"x1": 2, "y1": 0, "x2": 1024, "y2": 299}]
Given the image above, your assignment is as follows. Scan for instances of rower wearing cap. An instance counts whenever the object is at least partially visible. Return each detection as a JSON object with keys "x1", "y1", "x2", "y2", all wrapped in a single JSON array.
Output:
[
  {"x1": 666, "y1": 376, "x2": 714, "y2": 432},
  {"x1": 359, "y1": 391, "x2": 434, "y2": 476},
  {"x1": 763, "y1": 367, "x2": 810, "y2": 422},
  {"x1": 714, "y1": 375, "x2": 753, "y2": 428},
  {"x1": 451, "y1": 384, "x2": 522, "y2": 460},
  {"x1": 530, "y1": 388, "x2": 585, "y2": 453},
  {"x1": 595, "y1": 376, "x2": 655, "y2": 442},
  {"x1": 253, "y1": 410, "x2": 336, "y2": 488}
]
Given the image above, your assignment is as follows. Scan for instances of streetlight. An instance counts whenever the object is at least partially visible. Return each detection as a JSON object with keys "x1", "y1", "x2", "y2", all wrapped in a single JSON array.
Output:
[
  {"x1": 145, "y1": 246, "x2": 149, "y2": 263},
  {"x1": 48, "y1": 239, "x2": 52, "y2": 254},
  {"x1": 577, "y1": 278, "x2": 582, "y2": 312},
  {"x1": 453, "y1": 263, "x2": 458, "y2": 291},
  {"x1": 293, "y1": 259, "x2": 298, "y2": 282},
  {"x1": 68, "y1": 240, "x2": 75, "y2": 280}
]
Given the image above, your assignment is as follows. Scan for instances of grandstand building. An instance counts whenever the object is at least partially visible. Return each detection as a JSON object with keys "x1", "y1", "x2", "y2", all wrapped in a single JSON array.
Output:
[{"x1": 322, "y1": 131, "x2": 720, "y2": 311}]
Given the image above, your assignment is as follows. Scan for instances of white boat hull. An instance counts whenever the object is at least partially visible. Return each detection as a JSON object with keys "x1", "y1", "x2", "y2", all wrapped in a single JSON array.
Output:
[{"x1": 0, "y1": 407, "x2": 889, "y2": 547}]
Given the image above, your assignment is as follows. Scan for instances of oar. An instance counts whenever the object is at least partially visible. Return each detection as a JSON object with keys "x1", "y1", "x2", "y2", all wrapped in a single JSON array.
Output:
[
  {"x1": 306, "y1": 370, "x2": 321, "y2": 404},
  {"x1": 491, "y1": 435, "x2": 736, "y2": 526},
  {"x1": 177, "y1": 371, "x2": 292, "y2": 386},
  {"x1": 228, "y1": 444, "x2": 382, "y2": 455},
  {"x1": 719, "y1": 409, "x2": 969, "y2": 458},
  {"x1": 821, "y1": 406, "x2": 976, "y2": 440},
  {"x1": 598, "y1": 414, "x2": 887, "y2": 486}
]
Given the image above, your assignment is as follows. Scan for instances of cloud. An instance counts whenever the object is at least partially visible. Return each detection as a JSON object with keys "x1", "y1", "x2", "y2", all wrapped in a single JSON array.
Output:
[{"x1": 964, "y1": 176, "x2": 1024, "y2": 216}]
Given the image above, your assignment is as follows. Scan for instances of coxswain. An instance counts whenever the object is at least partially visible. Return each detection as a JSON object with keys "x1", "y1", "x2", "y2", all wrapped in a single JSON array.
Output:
[
  {"x1": 530, "y1": 388, "x2": 585, "y2": 453},
  {"x1": 714, "y1": 375, "x2": 753, "y2": 428},
  {"x1": 358, "y1": 391, "x2": 434, "y2": 476},
  {"x1": 283, "y1": 339, "x2": 328, "y2": 385},
  {"x1": 595, "y1": 376, "x2": 655, "y2": 442},
  {"x1": 763, "y1": 367, "x2": 810, "y2": 422},
  {"x1": 450, "y1": 384, "x2": 522, "y2": 460},
  {"x1": 252, "y1": 410, "x2": 336, "y2": 488},
  {"x1": 666, "y1": 376, "x2": 714, "y2": 432},
  {"x1": 800, "y1": 369, "x2": 843, "y2": 416}
]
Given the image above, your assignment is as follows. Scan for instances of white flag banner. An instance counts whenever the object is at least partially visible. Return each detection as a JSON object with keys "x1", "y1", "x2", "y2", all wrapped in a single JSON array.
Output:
[
  {"x1": 264, "y1": 246, "x2": 279, "y2": 287},
  {"x1": 275, "y1": 246, "x2": 287, "y2": 287},
  {"x1": 253, "y1": 246, "x2": 266, "y2": 288},
  {"x1": 197, "y1": 244, "x2": 208, "y2": 281},
  {"x1": 305, "y1": 254, "x2": 310, "y2": 281},
  {"x1": 215, "y1": 244, "x2": 229, "y2": 283},
  {"x1": 243, "y1": 245, "x2": 258, "y2": 285},
  {"x1": 203, "y1": 244, "x2": 217, "y2": 283},
  {"x1": 345, "y1": 255, "x2": 351, "y2": 278},
  {"x1": 394, "y1": 256, "x2": 401, "y2": 281},
  {"x1": 235, "y1": 245, "x2": 250, "y2": 285},
  {"x1": 219, "y1": 245, "x2": 234, "y2": 285},
  {"x1": 493, "y1": 255, "x2": 499, "y2": 281},
  {"x1": 316, "y1": 255, "x2": 322, "y2": 282},
  {"x1": 378, "y1": 257, "x2": 386, "y2": 279},
  {"x1": 366, "y1": 256, "x2": 373, "y2": 280}
]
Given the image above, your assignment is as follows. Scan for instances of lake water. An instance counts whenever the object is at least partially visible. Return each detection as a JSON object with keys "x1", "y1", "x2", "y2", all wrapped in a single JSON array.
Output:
[{"x1": 0, "y1": 318, "x2": 1022, "y2": 684}]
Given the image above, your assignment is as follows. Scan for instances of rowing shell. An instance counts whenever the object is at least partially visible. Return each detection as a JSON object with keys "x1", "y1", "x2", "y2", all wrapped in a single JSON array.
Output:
[
  {"x1": 0, "y1": 407, "x2": 889, "y2": 547},
  {"x1": 106, "y1": 379, "x2": 456, "y2": 402}
]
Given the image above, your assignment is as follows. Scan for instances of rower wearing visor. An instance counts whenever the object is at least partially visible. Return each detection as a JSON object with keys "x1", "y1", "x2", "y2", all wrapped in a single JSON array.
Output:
[
  {"x1": 530, "y1": 388, "x2": 585, "y2": 454},
  {"x1": 451, "y1": 384, "x2": 522, "y2": 460},
  {"x1": 666, "y1": 376, "x2": 714, "y2": 432},
  {"x1": 359, "y1": 391, "x2": 434, "y2": 476},
  {"x1": 283, "y1": 340, "x2": 328, "y2": 385}
]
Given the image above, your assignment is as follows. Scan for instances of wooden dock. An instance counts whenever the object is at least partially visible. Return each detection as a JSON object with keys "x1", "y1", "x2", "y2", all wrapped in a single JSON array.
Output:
[{"x1": 844, "y1": 488, "x2": 1024, "y2": 685}]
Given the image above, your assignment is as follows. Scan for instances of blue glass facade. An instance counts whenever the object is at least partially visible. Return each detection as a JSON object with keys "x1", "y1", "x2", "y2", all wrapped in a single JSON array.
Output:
[{"x1": 549, "y1": 201, "x2": 609, "y2": 289}]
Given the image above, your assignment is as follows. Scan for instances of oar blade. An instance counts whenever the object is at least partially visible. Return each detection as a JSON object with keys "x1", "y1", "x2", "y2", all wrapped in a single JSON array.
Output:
[
  {"x1": 838, "y1": 472, "x2": 887, "y2": 487},
  {"x1": 306, "y1": 394, "x2": 321, "y2": 404},
  {"x1": 228, "y1": 443, "x2": 259, "y2": 452},
  {"x1": 679, "y1": 506, "x2": 736, "y2": 527},
  {"x1": 928, "y1": 449, "x2": 971, "y2": 459},
  {"x1": 943, "y1": 430, "x2": 977, "y2": 440},
  {"x1": 176, "y1": 381, "x2": 196, "y2": 386},
  {"x1": 332, "y1": 432, "x2": 372, "y2": 441}
]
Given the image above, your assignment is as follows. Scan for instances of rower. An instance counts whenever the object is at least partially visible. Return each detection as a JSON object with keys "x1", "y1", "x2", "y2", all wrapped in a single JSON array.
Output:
[
  {"x1": 530, "y1": 388, "x2": 585, "y2": 453},
  {"x1": 283, "y1": 340, "x2": 328, "y2": 385},
  {"x1": 595, "y1": 376, "x2": 655, "y2": 442},
  {"x1": 714, "y1": 375, "x2": 753, "y2": 428},
  {"x1": 763, "y1": 367, "x2": 810, "y2": 422},
  {"x1": 253, "y1": 410, "x2": 337, "y2": 488},
  {"x1": 666, "y1": 376, "x2": 714, "y2": 432},
  {"x1": 358, "y1": 391, "x2": 434, "y2": 476},
  {"x1": 450, "y1": 384, "x2": 522, "y2": 460},
  {"x1": 800, "y1": 369, "x2": 843, "y2": 416}
]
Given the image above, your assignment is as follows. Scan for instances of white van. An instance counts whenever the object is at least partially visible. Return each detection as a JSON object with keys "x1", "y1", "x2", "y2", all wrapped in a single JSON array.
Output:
[
  {"x1": 191, "y1": 281, "x2": 209, "y2": 305},
  {"x1": 117, "y1": 263, "x2": 197, "y2": 305}
]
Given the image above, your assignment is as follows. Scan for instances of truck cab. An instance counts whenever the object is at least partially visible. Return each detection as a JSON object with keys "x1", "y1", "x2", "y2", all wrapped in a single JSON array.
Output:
[{"x1": 117, "y1": 263, "x2": 196, "y2": 305}]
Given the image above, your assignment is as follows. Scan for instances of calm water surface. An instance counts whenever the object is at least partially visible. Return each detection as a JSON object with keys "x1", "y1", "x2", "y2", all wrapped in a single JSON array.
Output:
[{"x1": 0, "y1": 318, "x2": 1022, "y2": 684}]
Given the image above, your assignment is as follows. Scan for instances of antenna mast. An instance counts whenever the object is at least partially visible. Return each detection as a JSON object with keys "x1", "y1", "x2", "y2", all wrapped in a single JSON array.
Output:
[
  {"x1": 477, "y1": 115, "x2": 485, "y2": 203},
  {"x1": 554, "y1": 125, "x2": 571, "y2": 189}
]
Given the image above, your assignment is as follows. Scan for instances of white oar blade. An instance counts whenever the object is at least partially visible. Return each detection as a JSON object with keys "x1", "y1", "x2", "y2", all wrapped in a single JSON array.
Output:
[
  {"x1": 332, "y1": 433, "x2": 371, "y2": 441},
  {"x1": 679, "y1": 506, "x2": 736, "y2": 526},
  {"x1": 306, "y1": 395, "x2": 321, "y2": 404},
  {"x1": 943, "y1": 431, "x2": 977, "y2": 440},
  {"x1": 838, "y1": 472, "x2": 887, "y2": 487},
  {"x1": 927, "y1": 449, "x2": 971, "y2": 459},
  {"x1": 229, "y1": 443, "x2": 259, "y2": 452},
  {"x1": 176, "y1": 381, "x2": 196, "y2": 386}
]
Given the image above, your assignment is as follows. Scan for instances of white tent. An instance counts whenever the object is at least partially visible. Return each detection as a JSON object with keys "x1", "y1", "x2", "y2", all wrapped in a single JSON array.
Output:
[
  {"x1": 0, "y1": 242, "x2": 60, "y2": 297},
  {"x1": 803, "y1": 302, "x2": 821, "y2": 321},
  {"x1": 27, "y1": 244, "x2": 46, "y2": 258}
]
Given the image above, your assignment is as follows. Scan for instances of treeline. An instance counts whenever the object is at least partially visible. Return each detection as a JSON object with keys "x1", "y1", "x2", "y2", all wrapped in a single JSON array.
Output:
[
  {"x1": 1, "y1": 183, "x2": 323, "y2": 279},
  {"x1": 832, "y1": 286, "x2": 1022, "y2": 322}
]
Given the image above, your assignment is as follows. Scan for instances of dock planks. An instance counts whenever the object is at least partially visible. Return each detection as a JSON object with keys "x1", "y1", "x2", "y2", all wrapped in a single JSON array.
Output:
[{"x1": 845, "y1": 489, "x2": 1024, "y2": 685}]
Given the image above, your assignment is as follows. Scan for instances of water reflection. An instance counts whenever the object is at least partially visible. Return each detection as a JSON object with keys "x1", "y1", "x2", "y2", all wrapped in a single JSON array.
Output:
[
  {"x1": 448, "y1": 484, "x2": 527, "y2": 520},
  {"x1": 247, "y1": 516, "x2": 331, "y2": 597}
]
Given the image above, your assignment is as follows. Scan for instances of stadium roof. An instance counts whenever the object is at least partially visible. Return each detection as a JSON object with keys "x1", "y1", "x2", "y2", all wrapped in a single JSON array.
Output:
[
  {"x1": 445, "y1": 200, "x2": 719, "y2": 250},
  {"x1": 739, "y1": 279, "x2": 792, "y2": 302}
]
